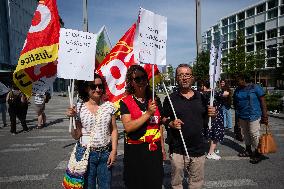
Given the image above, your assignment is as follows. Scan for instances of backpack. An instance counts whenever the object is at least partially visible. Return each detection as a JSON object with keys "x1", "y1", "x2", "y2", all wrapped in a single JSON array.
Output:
[{"x1": 7, "y1": 91, "x2": 22, "y2": 107}]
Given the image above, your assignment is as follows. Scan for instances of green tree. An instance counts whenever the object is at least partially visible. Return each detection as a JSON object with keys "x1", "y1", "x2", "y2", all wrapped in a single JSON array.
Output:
[
  {"x1": 192, "y1": 51, "x2": 210, "y2": 84},
  {"x1": 223, "y1": 31, "x2": 265, "y2": 80}
]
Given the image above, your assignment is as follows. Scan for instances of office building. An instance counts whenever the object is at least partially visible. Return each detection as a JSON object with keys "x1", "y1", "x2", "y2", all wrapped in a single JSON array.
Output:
[{"x1": 202, "y1": 0, "x2": 284, "y2": 88}]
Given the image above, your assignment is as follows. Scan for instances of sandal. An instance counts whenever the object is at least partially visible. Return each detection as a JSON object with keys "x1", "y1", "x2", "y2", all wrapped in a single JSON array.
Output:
[
  {"x1": 36, "y1": 125, "x2": 43, "y2": 129},
  {"x1": 238, "y1": 150, "x2": 252, "y2": 157}
]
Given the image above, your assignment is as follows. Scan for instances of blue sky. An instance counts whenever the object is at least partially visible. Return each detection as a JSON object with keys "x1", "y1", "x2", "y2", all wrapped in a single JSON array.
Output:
[{"x1": 57, "y1": 0, "x2": 262, "y2": 68}]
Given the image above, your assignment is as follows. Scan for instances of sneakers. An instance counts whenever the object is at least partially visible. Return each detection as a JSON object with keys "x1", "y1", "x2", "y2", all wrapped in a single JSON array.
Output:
[{"x1": 206, "y1": 152, "x2": 221, "y2": 160}]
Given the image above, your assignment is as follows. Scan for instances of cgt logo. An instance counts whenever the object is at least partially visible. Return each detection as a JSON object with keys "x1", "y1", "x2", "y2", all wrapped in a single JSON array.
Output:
[{"x1": 100, "y1": 59, "x2": 128, "y2": 96}]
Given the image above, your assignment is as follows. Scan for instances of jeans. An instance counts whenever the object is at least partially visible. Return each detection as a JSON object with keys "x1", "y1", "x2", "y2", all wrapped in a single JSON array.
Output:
[
  {"x1": 222, "y1": 106, "x2": 232, "y2": 129},
  {"x1": 76, "y1": 144, "x2": 112, "y2": 189}
]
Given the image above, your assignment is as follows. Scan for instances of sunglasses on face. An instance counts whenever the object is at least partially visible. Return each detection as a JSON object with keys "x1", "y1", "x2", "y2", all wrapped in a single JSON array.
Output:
[
  {"x1": 133, "y1": 75, "x2": 147, "y2": 83},
  {"x1": 88, "y1": 83, "x2": 104, "y2": 90}
]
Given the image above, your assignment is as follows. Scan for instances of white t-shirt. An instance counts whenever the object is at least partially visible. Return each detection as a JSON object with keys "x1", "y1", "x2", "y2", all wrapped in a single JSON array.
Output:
[
  {"x1": 34, "y1": 94, "x2": 45, "y2": 105},
  {"x1": 76, "y1": 101, "x2": 116, "y2": 147}
]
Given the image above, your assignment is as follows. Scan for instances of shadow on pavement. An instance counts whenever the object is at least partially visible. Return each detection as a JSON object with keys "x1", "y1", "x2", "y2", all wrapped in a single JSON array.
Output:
[{"x1": 222, "y1": 130, "x2": 245, "y2": 153}]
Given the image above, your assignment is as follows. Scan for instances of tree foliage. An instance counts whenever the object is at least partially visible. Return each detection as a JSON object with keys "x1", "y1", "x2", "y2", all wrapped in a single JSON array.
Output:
[
  {"x1": 192, "y1": 51, "x2": 210, "y2": 83},
  {"x1": 222, "y1": 31, "x2": 265, "y2": 79}
]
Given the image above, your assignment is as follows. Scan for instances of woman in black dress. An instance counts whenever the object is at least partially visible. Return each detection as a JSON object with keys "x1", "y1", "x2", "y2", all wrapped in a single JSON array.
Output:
[{"x1": 120, "y1": 65, "x2": 165, "y2": 189}]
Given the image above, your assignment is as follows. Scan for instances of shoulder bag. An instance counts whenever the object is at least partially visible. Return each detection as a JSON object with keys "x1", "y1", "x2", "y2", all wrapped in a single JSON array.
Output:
[
  {"x1": 258, "y1": 124, "x2": 277, "y2": 154},
  {"x1": 62, "y1": 105, "x2": 101, "y2": 189}
]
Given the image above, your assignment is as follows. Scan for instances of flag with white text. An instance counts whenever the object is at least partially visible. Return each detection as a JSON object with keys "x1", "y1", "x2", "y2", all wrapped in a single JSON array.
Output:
[{"x1": 13, "y1": 0, "x2": 60, "y2": 96}]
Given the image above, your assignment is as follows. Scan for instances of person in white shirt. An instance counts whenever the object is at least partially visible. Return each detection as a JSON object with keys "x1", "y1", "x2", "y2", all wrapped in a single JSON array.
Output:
[{"x1": 66, "y1": 73, "x2": 118, "y2": 188}]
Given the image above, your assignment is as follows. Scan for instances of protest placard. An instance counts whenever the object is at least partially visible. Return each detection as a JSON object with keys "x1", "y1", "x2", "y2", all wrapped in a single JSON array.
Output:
[
  {"x1": 57, "y1": 28, "x2": 97, "y2": 81},
  {"x1": 134, "y1": 8, "x2": 167, "y2": 66}
]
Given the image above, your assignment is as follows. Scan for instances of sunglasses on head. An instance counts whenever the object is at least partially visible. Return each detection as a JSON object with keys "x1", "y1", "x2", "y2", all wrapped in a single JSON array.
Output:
[
  {"x1": 133, "y1": 75, "x2": 147, "y2": 83},
  {"x1": 88, "y1": 83, "x2": 104, "y2": 90}
]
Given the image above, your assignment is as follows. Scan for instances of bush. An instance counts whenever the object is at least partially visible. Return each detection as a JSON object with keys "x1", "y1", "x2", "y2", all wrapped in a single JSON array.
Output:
[{"x1": 265, "y1": 93, "x2": 283, "y2": 111}]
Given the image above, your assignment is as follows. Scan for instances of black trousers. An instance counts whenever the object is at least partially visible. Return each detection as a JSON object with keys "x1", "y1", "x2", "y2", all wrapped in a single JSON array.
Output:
[{"x1": 8, "y1": 107, "x2": 28, "y2": 133}]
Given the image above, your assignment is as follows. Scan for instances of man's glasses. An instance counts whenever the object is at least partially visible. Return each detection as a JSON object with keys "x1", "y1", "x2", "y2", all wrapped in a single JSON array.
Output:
[
  {"x1": 177, "y1": 73, "x2": 193, "y2": 79},
  {"x1": 88, "y1": 83, "x2": 104, "y2": 90},
  {"x1": 133, "y1": 75, "x2": 147, "y2": 83}
]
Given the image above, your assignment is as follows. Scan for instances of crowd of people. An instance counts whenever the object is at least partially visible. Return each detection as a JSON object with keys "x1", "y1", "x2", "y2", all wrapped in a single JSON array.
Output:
[
  {"x1": 1, "y1": 64, "x2": 269, "y2": 189},
  {"x1": 0, "y1": 84, "x2": 50, "y2": 134}
]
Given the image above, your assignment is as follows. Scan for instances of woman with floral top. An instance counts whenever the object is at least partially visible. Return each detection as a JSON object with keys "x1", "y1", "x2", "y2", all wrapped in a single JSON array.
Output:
[{"x1": 66, "y1": 73, "x2": 118, "y2": 189}]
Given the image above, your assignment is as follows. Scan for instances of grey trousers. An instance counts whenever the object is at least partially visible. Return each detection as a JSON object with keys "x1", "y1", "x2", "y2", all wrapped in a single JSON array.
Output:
[
  {"x1": 239, "y1": 118, "x2": 261, "y2": 149},
  {"x1": 171, "y1": 153, "x2": 205, "y2": 189}
]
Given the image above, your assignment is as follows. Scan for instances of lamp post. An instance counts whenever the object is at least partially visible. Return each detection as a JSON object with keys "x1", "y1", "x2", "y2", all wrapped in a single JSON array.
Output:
[{"x1": 83, "y1": 0, "x2": 88, "y2": 32}]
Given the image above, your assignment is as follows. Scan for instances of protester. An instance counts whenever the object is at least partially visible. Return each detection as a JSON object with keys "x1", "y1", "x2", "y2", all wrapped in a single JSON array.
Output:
[
  {"x1": 219, "y1": 80, "x2": 232, "y2": 130},
  {"x1": 163, "y1": 64, "x2": 216, "y2": 189},
  {"x1": 200, "y1": 81, "x2": 225, "y2": 160},
  {"x1": 34, "y1": 92, "x2": 47, "y2": 129},
  {"x1": 120, "y1": 65, "x2": 165, "y2": 189},
  {"x1": 6, "y1": 84, "x2": 29, "y2": 134},
  {"x1": 66, "y1": 73, "x2": 118, "y2": 188},
  {"x1": 0, "y1": 92, "x2": 8, "y2": 128},
  {"x1": 233, "y1": 75, "x2": 268, "y2": 164}
]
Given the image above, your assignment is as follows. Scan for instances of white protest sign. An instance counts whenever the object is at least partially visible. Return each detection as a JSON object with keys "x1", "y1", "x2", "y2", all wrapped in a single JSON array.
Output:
[
  {"x1": 134, "y1": 8, "x2": 167, "y2": 65},
  {"x1": 57, "y1": 28, "x2": 97, "y2": 81}
]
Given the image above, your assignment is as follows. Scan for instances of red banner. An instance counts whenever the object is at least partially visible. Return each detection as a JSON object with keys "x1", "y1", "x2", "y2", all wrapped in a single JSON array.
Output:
[
  {"x1": 96, "y1": 23, "x2": 161, "y2": 109},
  {"x1": 13, "y1": 0, "x2": 60, "y2": 96}
]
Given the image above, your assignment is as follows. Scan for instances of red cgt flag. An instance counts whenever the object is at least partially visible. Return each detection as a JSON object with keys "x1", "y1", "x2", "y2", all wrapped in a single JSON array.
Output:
[
  {"x1": 96, "y1": 23, "x2": 160, "y2": 109},
  {"x1": 13, "y1": 0, "x2": 60, "y2": 96}
]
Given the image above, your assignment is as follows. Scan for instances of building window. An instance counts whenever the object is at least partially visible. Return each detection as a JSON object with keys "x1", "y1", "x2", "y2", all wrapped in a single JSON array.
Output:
[
  {"x1": 279, "y1": 46, "x2": 284, "y2": 56},
  {"x1": 267, "y1": 9, "x2": 278, "y2": 19},
  {"x1": 267, "y1": 29, "x2": 277, "y2": 39},
  {"x1": 280, "y1": 27, "x2": 284, "y2": 36},
  {"x1": 229, "y1": 24, "x2": 236, "y2": 32},
  {"x1": 246, "y1": 37, "x2": 254, "y2": 44},
  {"x1": 268, "y1": 0, "x2": 278, "y2": 9},
  {"x1": 256, "y1": 22, "x2": 265, "y2": 32},
  {"x1": 238, "y1": 12, "x2": 245, "y2": 20},
  {"x1": 267, "y1": 58, "x2": 277, "y2": 67},
  {"x1": 256, "y1": 32, "x2": 265, "y2": 41},
  {"x1": 246, "y1": 44, "x2": 254, "y2": 52},
  {"x1": 246, "y1": 26, "x2": 254, "y2": 35},
  {"x1": 281, "y1": 6, "x2": 284, "y2": 15},
  {"x1": 213, "y1": 25, "x2": 219, "y2": 32},
  {"x1": 257, "y1": 3, "x2": 266, "y2": 14},
  {"x1": 247, "y1": 8, "x2": 255, "y2": 17},
  {"x1": 267, "y1": 44, "x2": 277, "y2": 48},
  {"x1": 230, "y1": 40, "x2": 236, "y2": 47},
  {"x1": 222, "y1": 19, "x2": 228, "y2": 26},
  {"x1": 229, "y1": 32, "x2": 236, "y2": 40},
  {"x1": 238, "y1": 21, "x2": 245, "y2": 29},
  {"x1": 222, "y1": 50, "x2": 228, "y2": 57},
  {"x1": 223, "y1": 34, "x2": 228, "y2": 41},
  {"x1": 222, "y1": 42, "x2": 228, "y2": 49},
  {"x1": 222, "y1": 27, "x2": 228, "y2": 34},
  {"x1": 267, "y1": 48, "x2": 277, "y2": 58},
  {"x1": 256, "y1": 42, "x2": 265, "y2": 50},
  {"x1": 229, "y1": 16, "x2": 236, "y2": 24}
]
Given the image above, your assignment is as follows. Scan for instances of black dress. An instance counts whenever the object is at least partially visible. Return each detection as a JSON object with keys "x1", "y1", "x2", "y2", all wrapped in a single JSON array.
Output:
[
  {"x1": 120, "y1": 97, "x2": 164, "y2": 189},
  {"x1": 202, "y1": 91, "x2": 225, "y2": 142}
]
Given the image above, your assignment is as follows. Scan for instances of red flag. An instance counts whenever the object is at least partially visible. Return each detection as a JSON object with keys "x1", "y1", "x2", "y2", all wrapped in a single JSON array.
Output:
[
  {"x1": 96, "y1": 23, "x2": 161, "y2": 108},
  {"x1": 13, "y1": 0, "x2": 60, "y2": 96}
]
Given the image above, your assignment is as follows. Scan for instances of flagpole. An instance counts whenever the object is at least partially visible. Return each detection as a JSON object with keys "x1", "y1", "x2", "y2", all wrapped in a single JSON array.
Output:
[{"x1": 83, "y1": 0, "x2": 88, "y2": 32}]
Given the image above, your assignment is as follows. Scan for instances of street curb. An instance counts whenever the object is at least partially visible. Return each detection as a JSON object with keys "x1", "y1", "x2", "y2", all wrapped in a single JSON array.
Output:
[{"x1": 268, "y1": 114, "x2": 284, "y2": 120}]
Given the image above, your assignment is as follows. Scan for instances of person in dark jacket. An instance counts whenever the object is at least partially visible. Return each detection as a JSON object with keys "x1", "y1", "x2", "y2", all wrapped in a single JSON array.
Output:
[{"x1": 6, "y1": 84, "x2": 29, "y2": 134}]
